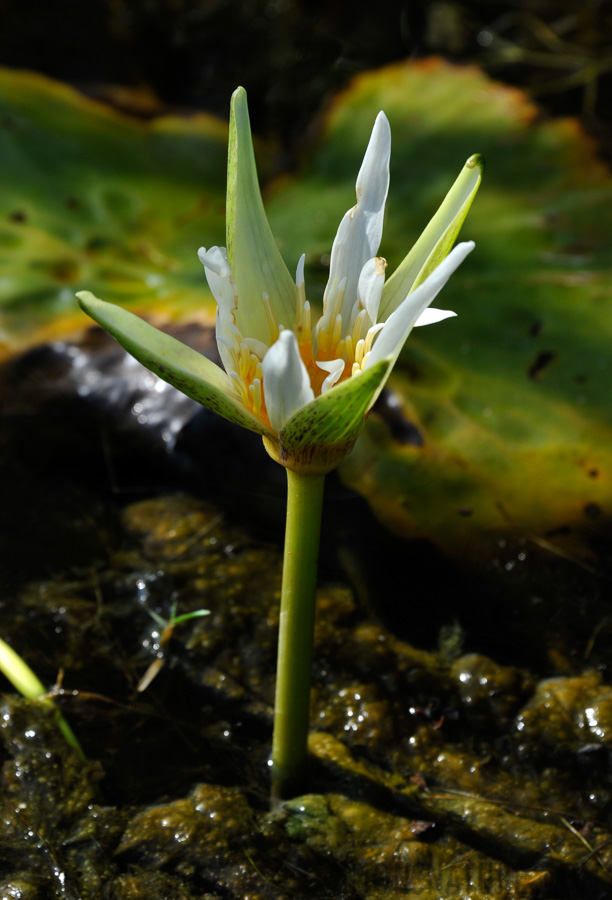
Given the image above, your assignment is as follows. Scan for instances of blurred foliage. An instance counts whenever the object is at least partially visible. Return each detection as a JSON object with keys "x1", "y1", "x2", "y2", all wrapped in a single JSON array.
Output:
[
  {"x1": 266, "y1": 59, "x2": 612, "y2": 552},
  {"x1": 1, "y1": 0, "x2": 612, "y2": 150},
  {"x1": 2, "y1": 57, "x2": 612, "y2": 555},
  {"x1": 0, "y1": 69, "x2": 226, "y2": 352}
]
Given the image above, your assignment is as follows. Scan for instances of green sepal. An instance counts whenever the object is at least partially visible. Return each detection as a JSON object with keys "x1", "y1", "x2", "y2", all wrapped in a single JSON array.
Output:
[
  {"x1": 226, "y1": 87, "x2": 297, "y2": 344},
  {"x1": 266, "y1": 358, "x2": 390, "y2": 474},
  {"x1": 379, "y1": 153, "x2": 483, "y2": 319},
  {"x1": 77, "y1": 291, "x2": 271, "y2": 436}
]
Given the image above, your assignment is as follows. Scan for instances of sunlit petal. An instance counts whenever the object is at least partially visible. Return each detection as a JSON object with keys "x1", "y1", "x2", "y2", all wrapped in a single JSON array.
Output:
[
  {"x1": 320, "y1": 112, "x2": 391, "y2": 331},
  {"x1": 357, "y1": 256, "x2": 387, "y2": 325},
  {"x1": 262, "y1": 330, "x2": 315, "y2": 432},
  {"x1": 316, "y1": 358, "x2": 345, "y2": 393},
  {"x1": 414, "y1": 307, "x2": 456, "y2": 327},
  {"x1": 199, "y1": 246, "x2": 235, "y2": 314},
  {"x1": 365, "y1": 242, "x2": 474, "y2": 373},
  {"x1": 198, "y1": 245, "x2": 231, "y2": 278},
  {"x1": 77, "y1": 291, "x2": 271, "y2": 435},
  {"x1": 379, "y1": 154, "x2": 483, "y2": 319}
]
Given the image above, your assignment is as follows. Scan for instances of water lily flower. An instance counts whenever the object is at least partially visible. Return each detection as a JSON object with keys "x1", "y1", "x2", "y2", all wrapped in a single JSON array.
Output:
[
  {"x1": 77, "y1": 87, "x2": 482, "y2": 800},
  {"x1": 78, "y1": 88, "x2": 481, "y2": 474}
]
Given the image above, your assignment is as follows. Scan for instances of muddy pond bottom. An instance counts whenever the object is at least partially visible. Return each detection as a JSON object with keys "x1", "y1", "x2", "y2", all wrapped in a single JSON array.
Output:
[{"x1": 1, "y1": 490, "x2": 612, "y2": 899}]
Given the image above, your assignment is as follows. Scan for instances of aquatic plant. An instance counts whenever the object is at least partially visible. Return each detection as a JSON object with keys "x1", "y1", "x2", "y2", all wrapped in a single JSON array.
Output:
[
  {"x1": 137, "y1": 603, "x2": 210, "y2": 692},
  {"x1": 0, "y1": 635, "x2": 85, "y2": 760},
  {"x1": 77, "y1": 87, "x2": 481, "y2": 799}
]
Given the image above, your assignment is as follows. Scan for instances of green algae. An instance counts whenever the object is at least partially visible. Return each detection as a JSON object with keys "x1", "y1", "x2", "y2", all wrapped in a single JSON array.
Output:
[{"x1": 1, "y1": 492, "x2": 612, "y2": 896}]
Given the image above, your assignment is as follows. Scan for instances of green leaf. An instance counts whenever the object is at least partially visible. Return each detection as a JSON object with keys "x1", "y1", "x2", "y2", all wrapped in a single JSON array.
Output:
[
  {"x1": 265, "y1": 59, "x2": 612, "y2": 553},
  {"x1": 170, "y1": 609, "x2": 211, "y2": 627},
  {"x1": 0, "y1": 68, "x2": 228, "y2": 355},
  {"x1": 6, "y1": 61, "x2": 612, "y2": 557},
  {"x1": 77, "y1": 291, "x2": 271, "y2": 436},
  {"x1": 378, "y1": 153, "x2": 483, "y2": 319},
  {"x1": 226, "y1": 87, "x2": 296, "y2": 345},
  {"x1": 276, "y1": 359, "x2": 389, "y2": 473}
]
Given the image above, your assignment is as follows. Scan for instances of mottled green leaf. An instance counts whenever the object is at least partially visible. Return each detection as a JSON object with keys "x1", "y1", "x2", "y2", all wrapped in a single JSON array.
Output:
[
  {"x1": 4, "y1": 61, "x2": 612, "y2": 555},
  {"x1": 265, "y1": 59, "x2": 612, "y2": 552},
  {"x1": 0, "y1": 68, "x2": 228, "y2": 355}
]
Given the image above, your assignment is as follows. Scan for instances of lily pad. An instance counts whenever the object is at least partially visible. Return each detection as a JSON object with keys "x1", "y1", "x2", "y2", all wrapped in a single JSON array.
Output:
[
  {"x1": 0, "y1": 68, "x2": 228, "y2": 354},
  {"x1": 2, "y1": 60, "x2": 612, "y2": 554},
  {"x1": 264, "y1": 59, "x2": 612, "y2": 552}
]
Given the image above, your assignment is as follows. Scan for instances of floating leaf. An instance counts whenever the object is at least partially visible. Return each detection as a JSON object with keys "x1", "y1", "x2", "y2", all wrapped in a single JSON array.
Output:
[
  {"x1": 0, "y1": 68, "x2": 229, "y2": 355},
  {"x1": 264, "y1": 59, "x2": 612, "y2": 553},
  {"x1": 3, "y1": 61, "x2": 612, "y2": 555}
]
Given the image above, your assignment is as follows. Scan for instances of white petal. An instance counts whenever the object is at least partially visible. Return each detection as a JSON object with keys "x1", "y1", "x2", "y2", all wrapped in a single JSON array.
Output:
[
  {"x1": 414, "y1": 307, "x2": 457, "y2": 327},
  {"x1": 320, "y1": 112, "x2": 391, "y2": 328},
  {"x1": 199, "y1": 246, "x2": 236, "y2": 315},
  {"x1": 198, "y1": 246, "x2": 231, "y2": 277},
  {"x1": 215, "y1": 307, "x2": 240, "y2": 377},
  {"x1": 296, "y1": 253, "x2": 305, "y2": 288},
  {"x1": 262, "y1": 330, "x2": 315, "y2": 432},
  {"x1": 358, "y1": 256, "x2": 387, "y2": 324},
  {"x1": 316, "y1": 358, "x2": 345, "y2": 393},
  {"x1": 365, "y1": 242, "x2": 474, "y2": 371},
  {"x1": 379, "y1": 154, "x2": 483, "y2": 320}
]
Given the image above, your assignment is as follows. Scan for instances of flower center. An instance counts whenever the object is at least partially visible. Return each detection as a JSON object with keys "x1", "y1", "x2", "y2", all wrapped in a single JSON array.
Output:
[{"x1": 223, "y1": 267, "x2": 382, "y2": 426}]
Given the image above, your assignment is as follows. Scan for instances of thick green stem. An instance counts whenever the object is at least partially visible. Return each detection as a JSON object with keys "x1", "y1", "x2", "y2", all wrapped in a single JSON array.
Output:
[{"x1": 271, "y1": 468, "x2": 325, "y2": 801}]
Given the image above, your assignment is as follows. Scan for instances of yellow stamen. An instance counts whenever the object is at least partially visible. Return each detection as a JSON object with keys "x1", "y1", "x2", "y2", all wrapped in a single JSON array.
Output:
[
  {"x1": 330, "y1": 314, "x2": 342, "y2": 356},
  {"x1": 249, "y1": 378, "x2": 262, "y2": 418},
  {"x1": 364, "y1": 325, "x2": 380, "y2": 354},
  {"x1": 354, "y1": 338, "x2": 365, "y2": 367},
  {"x1": 230, "y1": 371, "x2": 249, "y2": 405},
  {"x1": 343, "y1": 334, "x2": 353, "y2": 362},
  {"x1": 351, "y1": 308, "x2": 367, "y2": 346}
]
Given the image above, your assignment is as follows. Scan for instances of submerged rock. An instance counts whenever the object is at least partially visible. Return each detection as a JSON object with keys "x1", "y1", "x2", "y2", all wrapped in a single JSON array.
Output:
[
  {"x1": 1, "y1": 493, "x2": 612, "y2": 897},
  {"x1": 515, "y1": 670, "x2": 612, "y2": 750}
]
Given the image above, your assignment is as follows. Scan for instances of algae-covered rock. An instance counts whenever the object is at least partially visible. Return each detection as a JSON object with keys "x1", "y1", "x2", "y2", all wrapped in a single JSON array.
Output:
[
  {"x1": 450, "y1": 653, "x2": 533, "y2": 729},
  {"x1": 0, "y1": 697, "x2": 97, "y2": 831},
  {"x1": 308, "y1": 731, "x2": 612, "y2": 895},
  {"x1": 1, "y1": 491, "x2": 612, "y2": 897},
  {"x1": 0, "y1": 697, "x2": 119, "y2": 898},
  {"x1": 116, "y1": 783, "x2": 253, "y2": 871},
  {"x1": 515, "y1": 670, "x2": 612, "y2": 750},
  {"x1": 312, "y1": 682, "x2": 396, "y2": 748},
  {"x1": 282, "y1": 773, "x2": 554, "y2": 899}
]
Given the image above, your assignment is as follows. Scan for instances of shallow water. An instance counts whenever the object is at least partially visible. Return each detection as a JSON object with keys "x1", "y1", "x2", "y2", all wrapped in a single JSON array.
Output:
[{"x1": 1, "y1": 333, "x2": 612, "y2": 898}]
